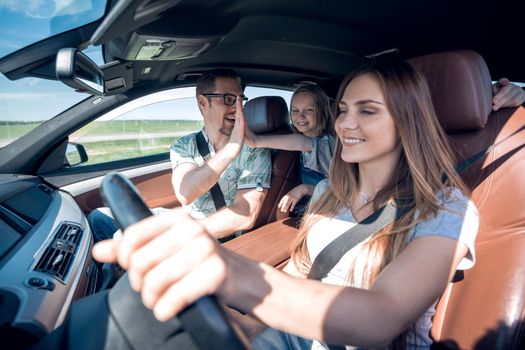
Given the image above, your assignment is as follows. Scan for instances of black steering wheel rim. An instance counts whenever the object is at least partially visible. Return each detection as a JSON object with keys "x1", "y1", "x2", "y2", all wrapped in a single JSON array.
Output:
[{"x1": 100, "y1": 172, "x2": 249, "y2": 350}]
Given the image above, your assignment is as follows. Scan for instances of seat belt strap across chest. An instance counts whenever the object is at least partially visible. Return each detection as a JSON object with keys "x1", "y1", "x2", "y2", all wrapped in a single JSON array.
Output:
[
  {"x1": 307, "y1": 202, "x2": 401, "y2": 281},
  {"x1": 307, "y1": 202, "x2": 403, "y2": 350},
  {"x1": 306, "y1": 135, "x2": 515, "y2": 348},
  {"x1": 307, "y1": 136, "x2": 501, "y2": 282},
  {"x1": 195, "y1": 131, "x2": 227, "y2": 211}
]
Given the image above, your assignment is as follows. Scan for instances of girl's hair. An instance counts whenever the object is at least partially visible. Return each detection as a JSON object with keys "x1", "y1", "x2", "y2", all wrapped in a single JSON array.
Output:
[
  {"x1": 290, "y1": 58, "x2": 467, "y2": 287},
  {"x1": 290, "y1": 84, "x2": 334, "y2": 136}
]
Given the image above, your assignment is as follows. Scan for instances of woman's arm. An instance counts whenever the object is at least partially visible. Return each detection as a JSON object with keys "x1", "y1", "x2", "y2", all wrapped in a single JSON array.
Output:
[
  {"x1": 281, "y1": 257, "x2": 308, "y2": 278},
  {"x1": 93, "y1": 209, "x2": 467, "y2": 348},
  {"x1": 230, "y1": 236, "x2": 466, "y2": 347}
]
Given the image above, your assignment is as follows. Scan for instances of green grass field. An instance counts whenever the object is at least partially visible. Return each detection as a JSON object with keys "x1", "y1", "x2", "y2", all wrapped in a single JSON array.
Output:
[
  {"x1": 80, "y1": 136, "x2": 179, "y2": 164},
  {"x1": 0, "y1": 121, "x2": 40, "y2": 139},
  {"x1": 1, "y1": 120, "x2": 203, "y2": 140},
  {"x1": 1, "y1": 120, "x2": 203, "y2": 165},
  {"x1": 71, "y1": 119, "x2": 203, "y2": 137}
]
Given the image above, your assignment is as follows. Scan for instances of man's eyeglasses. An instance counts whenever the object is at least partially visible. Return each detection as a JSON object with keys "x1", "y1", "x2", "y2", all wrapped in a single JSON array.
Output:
[{"x1": 202, "y1": 93, "x2": 248, "y2": 106}]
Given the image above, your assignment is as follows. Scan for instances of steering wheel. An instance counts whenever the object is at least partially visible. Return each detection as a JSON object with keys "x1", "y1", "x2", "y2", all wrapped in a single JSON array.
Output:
[{"x1": 100, "y1": 172, "x2": 250, "y2": 350}]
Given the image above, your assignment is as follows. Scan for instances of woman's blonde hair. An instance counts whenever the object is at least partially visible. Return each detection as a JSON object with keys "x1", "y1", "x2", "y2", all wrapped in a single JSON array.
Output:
[
  {"x1": 290, "y1": 84, "x2": 334, "y2": 136},
  {"x1": 290, "y1": 59, "x2": 467, "y2": 287}
]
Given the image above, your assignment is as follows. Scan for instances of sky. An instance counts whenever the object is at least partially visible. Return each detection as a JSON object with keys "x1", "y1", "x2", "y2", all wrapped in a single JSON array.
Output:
[
  {"x1": 96, "y1": 86, "x2": 292, "y2": 122},
  {"x1": 0, "y1": 0, "x2": 293, "y2": 127},
  {"x1": 0, "y1": 0, "x2": 108, "y2": 123},
  {"x1": 0, "y1": 0, "x2": 106, "y2": 59},
  {"x1": 3, "y1": 0, "x2": 523, "y2": 125}
]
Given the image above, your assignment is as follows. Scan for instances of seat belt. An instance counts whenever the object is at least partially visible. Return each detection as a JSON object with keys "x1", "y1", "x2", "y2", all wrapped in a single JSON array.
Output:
[
  {"x1": 306, "y1": 133, "x2": 516, "y2": 349},
  {"x1": 307, "y1": 202, "x2": 403, "y2": 280},
  {"x1": 195, "y1": 131, "x2": 227, "y2": 210},
  {"x1": 306, "y1": 122, "x2": 525, "y2": 281},
  {"x1": 307, "y1": 202, "x2": 405, "y2": 350},
  {"x1": 455, "y1": 121, "x2": 525, "y2": 173}
]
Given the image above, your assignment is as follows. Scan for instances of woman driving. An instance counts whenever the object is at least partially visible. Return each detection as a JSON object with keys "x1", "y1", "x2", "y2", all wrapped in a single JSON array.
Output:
[{"x1": 93, "y1": 59, "x2": 479, "y2": 349}]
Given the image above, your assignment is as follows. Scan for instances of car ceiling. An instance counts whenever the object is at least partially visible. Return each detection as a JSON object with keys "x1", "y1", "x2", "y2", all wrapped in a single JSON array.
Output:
[{"x1": 1, "y1": 0, "x2": 524, "y2": 97}]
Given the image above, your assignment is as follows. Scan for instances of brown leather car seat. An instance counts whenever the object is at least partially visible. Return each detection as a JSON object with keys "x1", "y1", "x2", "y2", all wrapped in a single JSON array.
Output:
[
  {"x1": 228, "y1": 52, "x2": 525, "y2": 347},
  {"x1": 243, "y1": 96, "x2": 301, "y2": 229},
  {"x1": 409, "y1": 50, "x2": 525, "y2": 349}
]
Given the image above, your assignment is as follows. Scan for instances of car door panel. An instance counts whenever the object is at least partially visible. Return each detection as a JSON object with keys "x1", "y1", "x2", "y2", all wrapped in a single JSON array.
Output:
[{"x1": 56, "y1": 160, "x2": 179, "y2": 214}]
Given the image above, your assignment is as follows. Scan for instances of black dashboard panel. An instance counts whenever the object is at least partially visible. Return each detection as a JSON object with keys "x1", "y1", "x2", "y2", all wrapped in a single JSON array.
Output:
[
  {"x1": 0, "y1": 174, "x2": 97, "y2": 348},
  {"x1": 2, "y1": 184, "x2": 52, "y2": 223},
  {"x1": 0, "y1": 176, "x2": 53, "y2": 260},
  {"x1": 0, "y1": 218, "x2": 21, "y2": 258}
]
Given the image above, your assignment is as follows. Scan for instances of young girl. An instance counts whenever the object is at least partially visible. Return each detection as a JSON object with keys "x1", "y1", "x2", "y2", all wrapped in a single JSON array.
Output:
[
  {"x1": 94, "y1": 59, "x2": 480, "y2": 349},
  {"x1": 245, "y1": 84, "x2": 336, "y2": 214}
]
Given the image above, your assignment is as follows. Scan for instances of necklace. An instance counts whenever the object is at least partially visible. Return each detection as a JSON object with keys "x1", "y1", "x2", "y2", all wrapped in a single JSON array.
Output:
[{"x1": 359, "y1": 190, "x2": 372, "y2": 204}]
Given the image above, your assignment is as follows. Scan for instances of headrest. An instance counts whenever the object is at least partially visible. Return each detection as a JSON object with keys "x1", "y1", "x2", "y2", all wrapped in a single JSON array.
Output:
[
  {"x1": 408, "y1": 50, "x2": 493, "y2": 132},
  {"x1": 244, "y1": 96, "x2": 289, "y2": 133}
]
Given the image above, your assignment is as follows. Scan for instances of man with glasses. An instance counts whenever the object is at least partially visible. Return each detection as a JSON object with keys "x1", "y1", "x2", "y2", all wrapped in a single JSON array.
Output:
[
  {"x1": 88, "y1": 69, "x2": 271, "y2": 243},
  {"x1": 170, "y1": 69, "x2": 272, "y2": 239}
]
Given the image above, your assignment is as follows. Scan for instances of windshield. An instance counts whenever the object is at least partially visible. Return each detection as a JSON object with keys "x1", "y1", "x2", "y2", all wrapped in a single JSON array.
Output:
[
  {"x1": 0, "y1": 46, "x2": 103, "y2": 148},
  {"x1": 0, "y1": 0, "x2": 106, "y2": 59},
  {"x1": 0, "y1": 0, "x2": 106, "y2": 149}
]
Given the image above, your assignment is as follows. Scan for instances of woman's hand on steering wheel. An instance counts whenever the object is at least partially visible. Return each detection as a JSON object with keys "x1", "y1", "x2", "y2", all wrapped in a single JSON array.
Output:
[{"x1": 92, "y1": 208, "x2": 230, "y2": 321}]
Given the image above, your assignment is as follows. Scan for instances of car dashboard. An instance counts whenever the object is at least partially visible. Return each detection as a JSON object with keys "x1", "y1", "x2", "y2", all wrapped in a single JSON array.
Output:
[{"x1": 0, "y1": 174, "x2": 97, "y2": 347}]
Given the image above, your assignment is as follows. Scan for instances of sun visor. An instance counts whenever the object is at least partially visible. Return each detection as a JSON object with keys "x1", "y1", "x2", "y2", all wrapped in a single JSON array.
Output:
[{"x1": 120, "y1": 33, "x2": 220, "y2": 61}]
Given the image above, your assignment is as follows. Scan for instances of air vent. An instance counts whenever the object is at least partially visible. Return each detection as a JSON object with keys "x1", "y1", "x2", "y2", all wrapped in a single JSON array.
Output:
[{"x1": 34, "y1": 222, "x2": 84, "y2": 283}]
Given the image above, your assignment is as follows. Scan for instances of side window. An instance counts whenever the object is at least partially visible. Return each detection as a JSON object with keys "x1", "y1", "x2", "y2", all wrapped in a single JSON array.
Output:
[
  {"x1": 66, "y1": 85, "x2": 292, "y2": 167},
  {"x1": 68, "y1": 87, "x2": 203, "y2": 166}
]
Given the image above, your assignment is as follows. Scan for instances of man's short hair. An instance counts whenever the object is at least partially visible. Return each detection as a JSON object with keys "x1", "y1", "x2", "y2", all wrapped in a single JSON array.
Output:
[{"x1": 196, "y1": 69, "x2": 242, "y2": 96}]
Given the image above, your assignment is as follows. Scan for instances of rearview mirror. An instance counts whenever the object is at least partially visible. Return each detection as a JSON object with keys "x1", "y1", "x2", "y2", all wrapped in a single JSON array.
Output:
[{"x1": 56, "y1": 48, "x2": 105, "y2": 95}]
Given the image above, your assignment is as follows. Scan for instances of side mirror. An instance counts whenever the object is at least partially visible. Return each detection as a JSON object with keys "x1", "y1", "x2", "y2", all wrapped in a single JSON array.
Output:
[
  {"x1": 66, "y1": 142, "x2": 88, "y2": 166},
  {"x1": 56, "y1": 48, "x2": 105, "y2": 95}
]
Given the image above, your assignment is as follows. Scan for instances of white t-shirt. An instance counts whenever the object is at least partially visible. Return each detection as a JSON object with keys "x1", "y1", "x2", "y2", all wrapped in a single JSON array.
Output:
[{"x1": 307, "y1": 180, "x2": 479, "y2": 349}]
